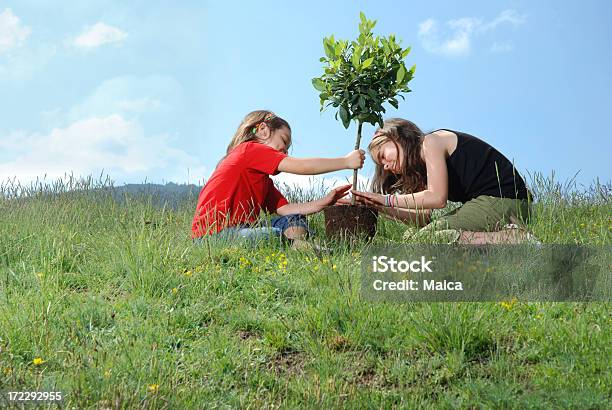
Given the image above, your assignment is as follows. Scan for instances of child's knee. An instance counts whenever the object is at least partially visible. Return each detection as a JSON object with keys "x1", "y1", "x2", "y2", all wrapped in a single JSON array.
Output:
[
  {"x1": 283, "y1": 226, "x2": 308, "y2": 240},
  {"x1": 272, "y1": 214, "x2": 312, "y2": 239}
]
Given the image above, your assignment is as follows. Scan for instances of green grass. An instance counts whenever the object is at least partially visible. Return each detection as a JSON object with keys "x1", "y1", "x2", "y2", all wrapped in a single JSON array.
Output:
[{"x1": 0, "y1": 175, "x2": 610, "y2": 409}]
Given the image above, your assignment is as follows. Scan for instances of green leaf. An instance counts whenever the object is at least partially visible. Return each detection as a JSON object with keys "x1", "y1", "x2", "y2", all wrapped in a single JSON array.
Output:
[
  {"x1": 312, "y1": 78, "x2": 327, "y2": 92},
  {"x1": 402, "y1": 46, "x2": 411, "y2": 58},
  {"x1": 396, "y1": 64, "x2": 406, "y2": 84},
  {"x1": 339, "y1": 105, "x2": 350, "y2": 128},
  {"x1": 358, "y1": 95, "x2": 366, "y2": 110},
  {"x1": 324, "y1": 39, "x2": 335, "y2": 59},
  {"x1": 334, "y1": 42, "x2": 343, "y2": 57},
  {"x1": 351, "y1": 50, "x2": 361, "y2": 70},
  {"x1": 388, "y1": 97, "x2": 399, "y2": 109},
  {"x1": 361, "y1": 57, "x2": 374, "y2": 69}
]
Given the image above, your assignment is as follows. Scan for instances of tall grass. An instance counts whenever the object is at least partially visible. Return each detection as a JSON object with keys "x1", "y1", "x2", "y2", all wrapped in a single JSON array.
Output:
[{"x1": 0, "y1": 173, "x2": 610, "y2": 408}]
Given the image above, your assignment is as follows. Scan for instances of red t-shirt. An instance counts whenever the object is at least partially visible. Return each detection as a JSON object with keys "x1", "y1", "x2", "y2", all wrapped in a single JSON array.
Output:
[{"x1": 191, "y1": 141, "x2": 289, "y2": 237}]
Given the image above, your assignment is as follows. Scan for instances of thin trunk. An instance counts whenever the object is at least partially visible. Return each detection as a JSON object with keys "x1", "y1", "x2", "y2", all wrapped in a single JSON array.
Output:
[{"x1": 351, "y1": 121, "x2": 363, "y2": 205}]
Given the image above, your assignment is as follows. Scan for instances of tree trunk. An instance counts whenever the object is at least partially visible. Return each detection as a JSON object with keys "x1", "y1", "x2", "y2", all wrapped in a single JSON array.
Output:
[{"x1": 351, "y1": 121, "x2": 363, "y2": 205}]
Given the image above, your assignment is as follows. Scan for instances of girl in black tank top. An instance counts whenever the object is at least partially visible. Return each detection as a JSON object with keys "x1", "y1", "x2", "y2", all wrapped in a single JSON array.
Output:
[
  {"x1": 440, "y1": 129, "x2": 529, "y2": 203},
  {"x1": 350, "y1": 118, "x2": 532, "y2": 233}
]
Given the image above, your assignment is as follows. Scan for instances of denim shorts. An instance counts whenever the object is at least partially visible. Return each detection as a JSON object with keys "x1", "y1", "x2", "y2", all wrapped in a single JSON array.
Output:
[{"x1": 195, "y1": 214, "x2": 311, "y2": 243}]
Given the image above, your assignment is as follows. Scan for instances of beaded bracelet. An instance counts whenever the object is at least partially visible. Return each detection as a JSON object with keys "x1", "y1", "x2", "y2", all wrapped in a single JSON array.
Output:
[{"x1": 384, "y1": 194, "x2": 395, "y2": 208}]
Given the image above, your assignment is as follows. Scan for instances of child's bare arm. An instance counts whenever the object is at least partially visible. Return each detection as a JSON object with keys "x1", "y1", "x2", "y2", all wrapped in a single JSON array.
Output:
[
  {"x1": 277, "y1": 150, "x2": 365, "y2": 175},
  {"x1": 276, "y1": 185, "x2": 352, "y2": 216},
  {"x1": 341, "y1": 196, "x2": 431, "y2": 226}
]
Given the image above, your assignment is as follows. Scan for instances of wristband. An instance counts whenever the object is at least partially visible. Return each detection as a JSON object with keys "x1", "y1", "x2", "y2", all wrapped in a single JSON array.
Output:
[{"x1": 385, "y1": 194, "x2": 394, "y2": 208}]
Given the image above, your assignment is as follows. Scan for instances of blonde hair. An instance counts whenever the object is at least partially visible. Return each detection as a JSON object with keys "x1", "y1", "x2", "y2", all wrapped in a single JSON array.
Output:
[
  {"x1": 226, "y1": 110, "x2": 291, "y2": 154},
  {"x1": 369, "y1": 118, "x2": 427, "y2": 194}
]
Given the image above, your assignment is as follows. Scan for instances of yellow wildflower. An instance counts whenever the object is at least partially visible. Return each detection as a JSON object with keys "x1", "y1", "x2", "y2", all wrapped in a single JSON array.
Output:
[
  {"x1": 171, "y1": 288, "x2": 178, "y2": 294},
  {"x1": 184, "y1": 270, "x2": 193, "y2": 277},
  {"x1": 499, "y1": 297, "x2": 518, "y2": 310},
  {"x1": 32, "y1": 357, "x2": 45, "y2": 366},
  {"x1": 148, "y1": 384, "x2": 159, "y2": 393},
  {"x1": 3, "y1": 367, "x2": 12, "y2": 375}
]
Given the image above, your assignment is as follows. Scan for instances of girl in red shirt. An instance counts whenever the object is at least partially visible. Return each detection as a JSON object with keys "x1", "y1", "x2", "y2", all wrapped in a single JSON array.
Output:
[{"x1": 192, "y1": 110, "x2": 365, "y2": 245}]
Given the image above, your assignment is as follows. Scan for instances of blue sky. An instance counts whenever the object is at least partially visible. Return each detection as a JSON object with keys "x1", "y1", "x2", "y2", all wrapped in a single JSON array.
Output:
[{"x1": 1, "y1": 0, "x2": 610, "y2": 189}]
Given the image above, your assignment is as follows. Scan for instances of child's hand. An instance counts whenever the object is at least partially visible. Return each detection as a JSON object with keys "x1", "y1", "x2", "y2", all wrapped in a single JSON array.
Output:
[
  {"x1": 351, "y1": 190, "x2": 385, "y2": 206},
  {"x1": 344, "y1": 149, "x2": 366, "y2": 169},
  {"x1": 320, "y1": 184, "x2": 352, "y2": 207},
  {"x1": 336, "y1": 193, "x2": 381, "y2": 209}
]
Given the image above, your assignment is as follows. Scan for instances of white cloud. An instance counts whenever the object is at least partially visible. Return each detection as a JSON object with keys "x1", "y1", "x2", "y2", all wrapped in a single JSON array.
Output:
[
  {"x1": 0, "y1": 115, "x2": 206, "y2": 184},
  {"x1": 2, "y1": 75, "x2": 202, "y2": 184},
  {"x1": 481, "y1": 9, "x2": 527, "y2": 32},
  {"x1": 0, "y1": 8, "x2": 31, "y2": 54},
  {"x1": 73, "y1": 22, "x2": 127, "y2": 49},
  {"x1": 418, "y1": 9, "x2": 526, "y2": 57},
  {"x1": 418, "y1": 18, "x2": 472, "y2": 57}
]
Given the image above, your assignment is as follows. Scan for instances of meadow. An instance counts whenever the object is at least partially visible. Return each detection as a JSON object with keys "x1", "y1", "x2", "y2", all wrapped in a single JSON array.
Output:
[{"x1": 0, "y1": 174, "x2": 610, "y2": 409}]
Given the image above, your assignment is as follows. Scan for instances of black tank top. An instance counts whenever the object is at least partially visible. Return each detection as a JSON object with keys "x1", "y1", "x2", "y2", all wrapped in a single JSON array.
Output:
[{"x1": 440, "y1": 129, "x2": 529, "y2": 203}]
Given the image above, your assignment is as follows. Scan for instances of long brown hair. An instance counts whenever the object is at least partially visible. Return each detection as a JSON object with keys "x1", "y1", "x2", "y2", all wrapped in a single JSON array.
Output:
[
  {"x1": 226, "y1": 110, "x2": 291, "y2": 154},
  {"x1": 369, "y1": 118, "x2": 427, "y2": 194}
]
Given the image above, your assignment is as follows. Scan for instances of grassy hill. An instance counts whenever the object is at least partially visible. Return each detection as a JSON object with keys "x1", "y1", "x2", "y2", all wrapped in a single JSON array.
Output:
[{"x1": 0, "y1": 175, "x2": 610, "y2": 408}]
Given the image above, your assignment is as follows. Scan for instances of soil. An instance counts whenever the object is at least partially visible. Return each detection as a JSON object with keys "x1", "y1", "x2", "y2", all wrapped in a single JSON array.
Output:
[{"x1": 324, "y1": 205, "x2": 378, "y2": 239}]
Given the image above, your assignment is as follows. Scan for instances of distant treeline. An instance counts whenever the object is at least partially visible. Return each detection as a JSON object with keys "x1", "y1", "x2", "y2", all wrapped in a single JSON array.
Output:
[{"x1": 108, "y1": 183, "x2": 202, "y2": 210}]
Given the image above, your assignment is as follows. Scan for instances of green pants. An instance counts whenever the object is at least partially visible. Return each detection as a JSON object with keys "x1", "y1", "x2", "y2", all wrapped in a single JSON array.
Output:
[{"x1": 424, "y1": 195, "x2": 532, "y2": 232}]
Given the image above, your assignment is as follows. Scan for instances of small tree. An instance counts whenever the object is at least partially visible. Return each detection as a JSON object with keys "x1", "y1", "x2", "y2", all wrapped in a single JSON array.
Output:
[{"x1": 312, "y1": 12, "x2": 415, "y2": 204}]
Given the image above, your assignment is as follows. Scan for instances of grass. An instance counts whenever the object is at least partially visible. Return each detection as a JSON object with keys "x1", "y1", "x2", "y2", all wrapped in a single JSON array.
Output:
[{"x1": 0, "y1": 174, "x2": 610, "y2": 409}]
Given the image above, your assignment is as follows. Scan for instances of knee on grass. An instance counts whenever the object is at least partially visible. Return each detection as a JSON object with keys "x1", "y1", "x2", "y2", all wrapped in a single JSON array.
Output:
[{"x1": 272, "y1": 214, "x2": 312, "y2": 241}]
